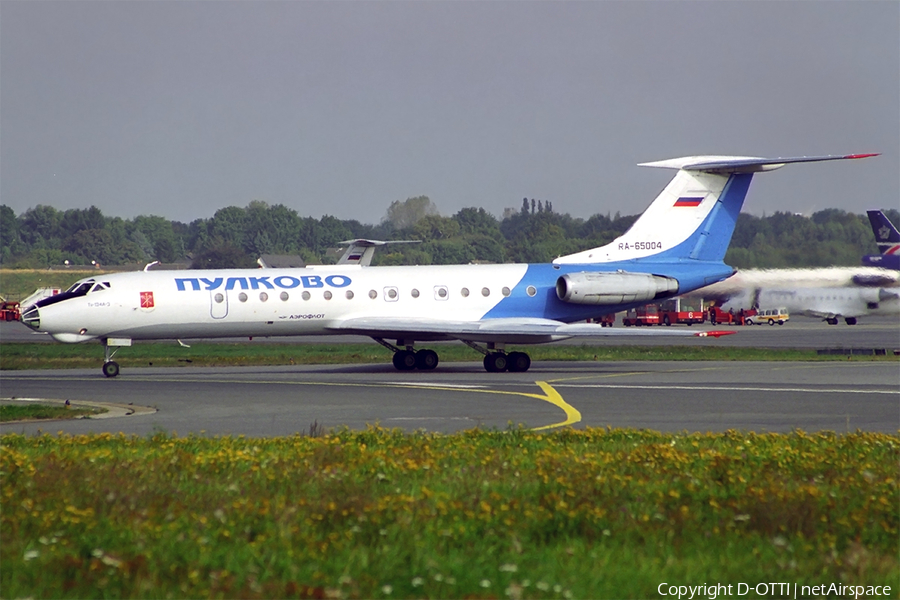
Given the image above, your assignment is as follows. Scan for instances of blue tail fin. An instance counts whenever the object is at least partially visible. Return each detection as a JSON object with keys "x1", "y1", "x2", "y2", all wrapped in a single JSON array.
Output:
[
  {"x1": 554, "y1": 154, "x2": 878, "y2": 265},
  {"x1": 863, "y1": 209, "x2": 900, "y2": 270},
  {"x1": 867, "y1": 210, "x2": 900, "y2": 254}
]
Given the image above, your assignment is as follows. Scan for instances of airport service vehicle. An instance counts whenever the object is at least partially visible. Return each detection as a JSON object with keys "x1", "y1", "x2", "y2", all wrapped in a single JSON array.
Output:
[
  {"x1": 707, "y1": 305, "x2": 737, "y2": 325},
  {"x1": 658, "y1": 298, "x2": 706, "y2": 326},
  {"x1": 21, "y1": 154, "x2": 876, "y2": 377},
  {"x1": 745, "y1": 308, "x2": 790, "y2": 326},
  {"x1": 596, "y1": 313, "x2": 616, "y2": 327},
  {"x1": 622, "y1": 305, "x2": 660, "y2": 326},
  {"x1": 0, "y1": 300, "x2": 20, "y2": 322}
]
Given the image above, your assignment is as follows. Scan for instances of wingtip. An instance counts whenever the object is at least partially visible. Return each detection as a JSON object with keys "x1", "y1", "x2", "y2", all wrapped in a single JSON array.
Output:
[
  {"x1": 846, "y1": 153, "x2": 880, "y2": 160},
  {"x1": 695, "y1": 330, "x2": 738, "y2": 338}
]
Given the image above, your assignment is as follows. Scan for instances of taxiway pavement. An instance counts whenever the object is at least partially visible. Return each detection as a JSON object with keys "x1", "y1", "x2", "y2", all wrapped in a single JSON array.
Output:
[{"x1": 2, "y1": 360, "x2": 897, "y2": 436}]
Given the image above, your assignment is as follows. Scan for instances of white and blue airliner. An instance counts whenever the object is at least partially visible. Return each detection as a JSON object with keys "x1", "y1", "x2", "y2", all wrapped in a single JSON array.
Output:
[{"x1": 22, "y1": 154, "x2": 876, "y2": 376}]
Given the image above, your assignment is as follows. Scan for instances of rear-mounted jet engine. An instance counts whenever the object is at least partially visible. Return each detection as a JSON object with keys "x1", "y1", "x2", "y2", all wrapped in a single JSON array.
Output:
[{"x1": 556, "y1": 271, "x2": 679, "y2": 305}]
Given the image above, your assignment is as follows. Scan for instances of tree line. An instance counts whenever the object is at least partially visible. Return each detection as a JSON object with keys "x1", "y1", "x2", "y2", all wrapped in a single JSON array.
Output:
[{"x1": 1, "y1": 199, "x2": 894, "y2": 270}]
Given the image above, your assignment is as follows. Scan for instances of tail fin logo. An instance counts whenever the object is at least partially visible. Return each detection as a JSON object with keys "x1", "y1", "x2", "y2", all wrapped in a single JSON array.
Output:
[
  {"x1": 878, "y1": 226, "x2": 891, "y2": 241},
  {"x1": 674, "y1": 197, "x2": 703, "y2": 207}
]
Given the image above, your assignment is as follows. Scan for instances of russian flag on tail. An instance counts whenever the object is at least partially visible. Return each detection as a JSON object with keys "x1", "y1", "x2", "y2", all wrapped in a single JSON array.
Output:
[{"x1": 674, "y1": 196, "x2": 703, "y2": 207}]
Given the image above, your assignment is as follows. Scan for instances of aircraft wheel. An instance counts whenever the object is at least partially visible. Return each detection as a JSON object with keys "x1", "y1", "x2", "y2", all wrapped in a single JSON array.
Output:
[
  {"x1": 392, "y1": 350, "x2": 417, "y2": 371},
  {"x1": 845, "y1": 317, "x2": 857, "y2": 325},
  {"x1": 102, "y1": 361, "x2": 120, "y2": 378},
  {"x1": 827, "y1": 318, "x2": 838, "y2": 325},
  {"x1": 507, "y1": 351, "x2": 531, "y2": 373},
  {"x1": 415, "y1": 349, "x2": 439, "y2": 370},
  {"x1": 483, "y1": 353, "x2": 508, "y2": 373}
]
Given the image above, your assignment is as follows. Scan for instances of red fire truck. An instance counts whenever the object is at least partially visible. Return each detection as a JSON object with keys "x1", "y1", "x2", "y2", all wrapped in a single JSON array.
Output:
[
  {"x1": 707, "y1": 305, "x2": 737, "y2": 325},
  {"x1": 622, "y1": 305, "x2": 661, "y2": 326},
  {"x1": 0, "y1": 300, "x2": 20, "y2": 321}
]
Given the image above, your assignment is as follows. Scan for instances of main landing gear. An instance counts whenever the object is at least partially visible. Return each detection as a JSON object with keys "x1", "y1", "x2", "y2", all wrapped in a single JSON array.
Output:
[
  {"x1": 391, "y1": 348, "x2": 439, "y2": 371},
  {"x1": 464, "y1": 341, "x2": 530, "y2": 372},
  {"x1": 374, "y1": 338, "x2": 532, "y2": 372},
  {"x1": 483, "y1": 351, "x2": 531, "y2": 373},
  {"x1": 374, "y1": 338, "x2": 440, "y2": 371},
  {"x1": 825, "y1": 317, "x2": 857, "y2": 325}
]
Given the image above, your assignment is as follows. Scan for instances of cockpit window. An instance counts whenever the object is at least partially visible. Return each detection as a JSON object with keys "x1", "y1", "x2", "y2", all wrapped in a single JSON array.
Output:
[
  {"x1": 90, "y1": 283, "x2": 106, "y2": 293},
  {"x1": 66, "y1": 279, "x2": 94, "y2": 293},
  {"x1": 66, "y1": 280, "x2": 95, "y2": 296}
]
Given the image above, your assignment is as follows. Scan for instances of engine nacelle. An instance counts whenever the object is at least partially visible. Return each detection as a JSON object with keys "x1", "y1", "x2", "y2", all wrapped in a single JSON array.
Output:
[{"x1": 556, "y1": 271, "x2": 679, "y2": 305}]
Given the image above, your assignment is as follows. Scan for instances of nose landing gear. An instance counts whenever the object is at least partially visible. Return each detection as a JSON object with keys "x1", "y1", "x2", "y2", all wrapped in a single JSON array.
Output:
[
  {"x1": 101, "y1": 337, "x2": 131, "y2": 378},
  {"x1": 102, "y1": 360, "x2": 120, "y2": 378}
]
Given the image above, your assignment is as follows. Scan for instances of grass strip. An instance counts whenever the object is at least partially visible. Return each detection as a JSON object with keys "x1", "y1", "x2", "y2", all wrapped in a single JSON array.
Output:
[
  {"x1": 1, "y1": 341, "x2": 897, "y2": 370},
  {"x1": 0, "y1": 269, "x2": 97, "y2": 301},
  {"x1": 2, "y1": 428, "x2": 897, "y2": 599},
  {"x1": 0, "y1": 403, "x2": 103, "y2": 422}
]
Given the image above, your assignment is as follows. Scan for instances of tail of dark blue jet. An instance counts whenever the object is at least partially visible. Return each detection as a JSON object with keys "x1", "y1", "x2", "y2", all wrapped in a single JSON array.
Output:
[{"x1": 862, "y1": 210, "x2": 900, "y2": 270}]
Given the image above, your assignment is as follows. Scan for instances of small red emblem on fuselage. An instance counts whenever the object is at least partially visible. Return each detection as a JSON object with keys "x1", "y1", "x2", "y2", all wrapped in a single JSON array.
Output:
[{"x1": 140, "y1": 291, "x2": 155, "y2": 308}]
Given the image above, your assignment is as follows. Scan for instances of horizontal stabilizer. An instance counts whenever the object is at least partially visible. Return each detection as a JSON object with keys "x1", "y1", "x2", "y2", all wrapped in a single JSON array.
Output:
[
  {"x1": 336, "y1": 239, "x2": 421, "y2": 266},
  {"x1": 639, "y1": 153, "x2": 879, "y2": 174}
]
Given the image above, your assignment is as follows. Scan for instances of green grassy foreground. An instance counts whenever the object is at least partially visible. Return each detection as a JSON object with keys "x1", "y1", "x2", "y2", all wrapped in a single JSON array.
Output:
[
  {"x1": 2, "y1": 341, "x2": 897, "y2": 371},
  {"x1": 2, "y1": 429, "x2": 897, "y2": 599}
]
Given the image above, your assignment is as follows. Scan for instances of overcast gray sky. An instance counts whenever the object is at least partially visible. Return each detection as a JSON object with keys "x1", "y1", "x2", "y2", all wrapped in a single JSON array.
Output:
[{"x1": 2, "y1": 1, "x2": 897, "y2": 226}]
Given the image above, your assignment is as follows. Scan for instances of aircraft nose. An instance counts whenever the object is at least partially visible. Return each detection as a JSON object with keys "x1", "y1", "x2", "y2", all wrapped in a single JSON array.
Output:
[{"x1": 21, "y1": 305, "x2": 40, "y2": 330}]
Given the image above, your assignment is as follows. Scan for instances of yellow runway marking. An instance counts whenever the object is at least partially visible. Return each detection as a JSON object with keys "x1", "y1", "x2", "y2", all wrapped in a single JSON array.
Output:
[{"x1": 528, "y1": 381, "x2": 582, "y2": 430}]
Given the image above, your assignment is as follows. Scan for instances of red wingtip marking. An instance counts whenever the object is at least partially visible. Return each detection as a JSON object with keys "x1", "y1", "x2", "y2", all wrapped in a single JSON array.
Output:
[
  {"x1": 846, "y1": 153, "x2": 880, "y2": 159},
  {"x1": 695, "y1": 330, "x2": 737, "y2": 338}
]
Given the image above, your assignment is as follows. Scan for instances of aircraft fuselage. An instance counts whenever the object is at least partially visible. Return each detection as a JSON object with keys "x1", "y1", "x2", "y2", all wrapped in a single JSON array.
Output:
[{"x1": 28, "y1": 260, "x2": 734, "y2": 343}]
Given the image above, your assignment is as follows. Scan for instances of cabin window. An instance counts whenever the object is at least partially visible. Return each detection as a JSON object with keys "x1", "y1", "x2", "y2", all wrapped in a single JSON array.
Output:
[
  {"x1": 214, "y1": 293, "x2": 225, "y2": 303},
  {"x1": 323, "y1": 291, "x2": 333, "y2": 300},
  {"x1": 526, "y1": 286, "x2": 537, "y2": 297},
  {"x1": 345, "y1": 290, "x2": 354, "y2": 300},
  {"x1": 502, "y1": 287, "x2": 511, "y2": 297},
  {"x1": 238, "y1": 292, "x2": 248, "y2": 302},
  {"x1": 434, "y1": 286, "x2": 448, "y2": 300},
  {"x1": 301, "y1": 291, "x2": 311, "y2": 301},
  {"x1": 461, "y1": 287, "x2": 470, "y2": 297},
  {"x1": 411, "y1": 289, "x2": 420, "y2": 298},
  {"x1": 369, "y1": 290, "x2": 378, "y2": 299},
  {"x1": 280, "y1": 292, "x2": 289, "y2": 301},
  {"x1": 259, "y1": 292, "x2": 269, "y2": 302},
  {"x1": 385, "y1": 287, "x2": 398, "y2": 302},
  {"x1": 481, "y1": 287, "x2": 490, "y2": 297}
]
